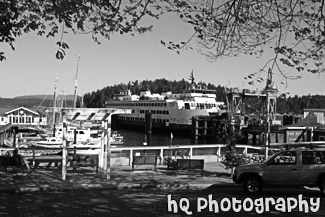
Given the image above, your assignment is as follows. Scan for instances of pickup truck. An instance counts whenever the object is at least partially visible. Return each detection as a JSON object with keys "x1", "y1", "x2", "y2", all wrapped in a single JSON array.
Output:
[{"x1": 232, "y1": 148, "x2": 325, "y2": 195}]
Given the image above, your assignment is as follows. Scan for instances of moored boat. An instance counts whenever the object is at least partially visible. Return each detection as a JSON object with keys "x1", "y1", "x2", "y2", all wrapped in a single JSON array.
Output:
[
  {"x1": 106, "y1": 73, "x2": 225, "y2": 134},
  {"x1": 31, "y1": 137, "x2": 63, "y2": 148}
]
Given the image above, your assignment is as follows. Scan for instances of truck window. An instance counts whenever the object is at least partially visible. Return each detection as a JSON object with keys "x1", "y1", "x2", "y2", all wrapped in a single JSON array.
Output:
[
  {"x1": 302, "y1": 151, "x2": 325, "y2": 164},
  {"x1": 268, "y1": 151, "x2": 297, "y2": 165}
]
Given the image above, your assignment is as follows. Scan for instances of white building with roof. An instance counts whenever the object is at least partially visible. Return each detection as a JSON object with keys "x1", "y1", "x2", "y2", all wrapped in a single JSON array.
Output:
[{"x1": 0, "y1": 106, "x2": 47, "y2": 126}]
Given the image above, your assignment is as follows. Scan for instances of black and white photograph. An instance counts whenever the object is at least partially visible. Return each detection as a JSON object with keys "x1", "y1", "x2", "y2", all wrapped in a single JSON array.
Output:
[{"x1": 1, "y1": 0, "x2": 325, "y2": 216}]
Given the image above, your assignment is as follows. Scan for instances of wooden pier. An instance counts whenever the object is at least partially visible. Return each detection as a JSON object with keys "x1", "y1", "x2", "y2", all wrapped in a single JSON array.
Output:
[{"x1": 191, "y1": 115, "x2": 235, "y2": 141}]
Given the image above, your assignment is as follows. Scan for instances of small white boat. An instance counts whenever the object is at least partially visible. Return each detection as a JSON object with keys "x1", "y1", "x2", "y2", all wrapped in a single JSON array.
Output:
[{"x1": 32, "y1": 137, "x2": 63, "y2": 148}]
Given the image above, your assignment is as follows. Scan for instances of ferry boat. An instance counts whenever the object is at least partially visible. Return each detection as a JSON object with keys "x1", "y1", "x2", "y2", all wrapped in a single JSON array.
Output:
[{"x1": 106, "y1": 73, "x2": 225, "y2": 134}]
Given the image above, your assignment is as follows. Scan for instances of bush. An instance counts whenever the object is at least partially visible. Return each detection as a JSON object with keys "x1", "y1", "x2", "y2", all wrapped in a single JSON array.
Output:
[{"x1": 221, "y1": 151, "x2": 265, "y2": 169}]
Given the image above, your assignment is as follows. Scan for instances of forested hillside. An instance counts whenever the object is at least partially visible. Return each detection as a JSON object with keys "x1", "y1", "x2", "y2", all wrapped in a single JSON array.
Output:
[{"x1": 83, "y1": 79, "x2": 325, "y2": 115}]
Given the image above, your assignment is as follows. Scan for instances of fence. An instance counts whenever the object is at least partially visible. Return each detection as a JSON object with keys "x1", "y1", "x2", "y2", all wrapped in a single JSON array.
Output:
[{"x1": 0, "y1": 144, "x2": 282, "y2": 167}]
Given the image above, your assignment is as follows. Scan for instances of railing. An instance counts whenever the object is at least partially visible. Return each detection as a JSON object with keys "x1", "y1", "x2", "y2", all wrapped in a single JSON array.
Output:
[
  {"x1": 105, "y1": 144, "x2": 279, "y2": 165},
  {"x1": 0, "y1": 143, "x2": 284, "y2": 167},
  {"x1": 2, "y1": 141, "x2": 324, "y2": 167}
]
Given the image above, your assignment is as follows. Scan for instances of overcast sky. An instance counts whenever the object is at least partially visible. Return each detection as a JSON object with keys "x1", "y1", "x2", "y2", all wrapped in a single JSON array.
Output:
[{"x1": 1, "y1": 13, "x2": 324, "y2": 98}]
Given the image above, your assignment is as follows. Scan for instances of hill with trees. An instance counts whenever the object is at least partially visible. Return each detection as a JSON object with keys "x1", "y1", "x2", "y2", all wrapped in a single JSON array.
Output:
[{"x1": 0, "y1": 95, "x2": 74, "y2": 109}]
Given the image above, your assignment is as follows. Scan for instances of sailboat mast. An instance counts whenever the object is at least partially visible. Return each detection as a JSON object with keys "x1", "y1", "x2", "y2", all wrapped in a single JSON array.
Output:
[
  {"x1": 73, "y1": 55, "x2": 80, "y2": 108},
  {"x1": 52, "y1": 77, "x2": 58, "y2": 137},
  {"x1": 53, "y1": 77, "x2": 58, "y2": 126}
]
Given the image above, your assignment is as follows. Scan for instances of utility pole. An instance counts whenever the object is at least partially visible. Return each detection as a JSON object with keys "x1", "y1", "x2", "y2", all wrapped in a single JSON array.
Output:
[
  {"x1": 264, "y1": 68, "x2": 278, "y2": 159},
  {"x1": 265, "y1": 90, "x2": 270, "y2": 159}
]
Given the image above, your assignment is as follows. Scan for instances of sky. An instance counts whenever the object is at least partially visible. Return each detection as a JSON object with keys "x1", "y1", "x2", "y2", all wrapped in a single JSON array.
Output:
[{"x1": 1, "y1": 13, "x2": 325, "y2": 99}]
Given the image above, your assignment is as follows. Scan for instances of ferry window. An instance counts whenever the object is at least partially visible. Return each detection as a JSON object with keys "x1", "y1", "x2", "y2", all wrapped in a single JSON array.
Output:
[
  {"x1": 9, "y1": 116, "x2": 12, "y2": 123},
  {"x1": 164, "y1": 103, "x2": 167, "y2": 106},
  {"x1": 132, "y1": 109, "x2": 135, "y2": 113},
  {"x1": 152, "y1": 110, "x2": 156, "y2": 114},
  {"x1": 184, "y1": 103, "x2": 190, "y2": 109}
]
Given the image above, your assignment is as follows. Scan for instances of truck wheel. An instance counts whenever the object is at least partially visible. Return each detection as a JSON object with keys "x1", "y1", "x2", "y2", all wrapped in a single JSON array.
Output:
[
  {"x1": 319, "y1": 177, "x2": 325, "y2": 196},
  {"x1": 243, "y1": 176, "x2": 262, "y2": 195}
]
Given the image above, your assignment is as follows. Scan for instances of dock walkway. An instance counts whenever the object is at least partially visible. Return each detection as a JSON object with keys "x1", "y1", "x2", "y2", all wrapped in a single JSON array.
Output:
[{"x1": 0, "y1": 162, "x2": 234, "y2": 193}]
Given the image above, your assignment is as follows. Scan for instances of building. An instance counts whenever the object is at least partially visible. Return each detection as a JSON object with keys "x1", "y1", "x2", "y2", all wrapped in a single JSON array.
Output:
[
  {"x1": 0, "y1": 106, "x2": 47, "y2": 126},
  {"x1": 303, "y1": 109, "x2": 325, "y2": 125}
]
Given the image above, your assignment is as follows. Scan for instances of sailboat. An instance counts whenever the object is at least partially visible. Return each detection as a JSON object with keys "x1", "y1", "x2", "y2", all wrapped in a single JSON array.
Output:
[{"x1": 39, "y1": 56, "x2": 124, "y2": 150}]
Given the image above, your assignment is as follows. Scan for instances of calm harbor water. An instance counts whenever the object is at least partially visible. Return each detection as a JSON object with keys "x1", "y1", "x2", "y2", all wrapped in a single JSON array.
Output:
[
  {"x1": 115, "y1": 128, "x2": 281, "y2": 148},
  {"x1": 114, "y1": 128, "x2": 212, "y2": 147}
]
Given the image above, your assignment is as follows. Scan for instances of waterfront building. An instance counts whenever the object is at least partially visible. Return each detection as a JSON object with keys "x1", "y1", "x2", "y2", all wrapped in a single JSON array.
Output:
[{"x1": 0, "y1": 106, "x2": 47, "y2": 127}]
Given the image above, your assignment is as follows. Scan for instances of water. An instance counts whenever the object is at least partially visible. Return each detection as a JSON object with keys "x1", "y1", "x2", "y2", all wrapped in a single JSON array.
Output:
[
  {"x1": 113, "y1": 128, "x2": 223, "y2": 158},
  {"x1": 114, "y1": 128, "x2": 210, "y2": 147}
]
